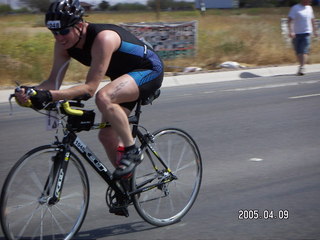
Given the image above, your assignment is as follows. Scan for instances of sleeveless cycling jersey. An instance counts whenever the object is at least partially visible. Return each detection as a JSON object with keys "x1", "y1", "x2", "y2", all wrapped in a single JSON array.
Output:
[
  {"x1": 67, "y1": 23, "x2": 163, "y2": 110},
  {"x1": 67, "y1": 23, "x2": 163, "y2": 84}
]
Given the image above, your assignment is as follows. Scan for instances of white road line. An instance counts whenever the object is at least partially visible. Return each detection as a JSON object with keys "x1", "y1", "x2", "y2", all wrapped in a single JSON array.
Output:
[
  {"x1": 289, "y1": 93, "x2": 320, "y2": 99},
  {"x1": 249, "y1": 158, "x2": 264, "y2": 162},
  {"x1": 222, "y1": 80, "x2": 320, "y2": 92},
  {"x1": 203, "y1": 91, "x2": 217, "y2": 94}
]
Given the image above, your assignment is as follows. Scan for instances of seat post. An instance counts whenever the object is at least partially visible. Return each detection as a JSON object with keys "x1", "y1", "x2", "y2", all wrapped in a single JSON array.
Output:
[{"x1": 131, "y1": 100, "x2": 142, "y2": 138}]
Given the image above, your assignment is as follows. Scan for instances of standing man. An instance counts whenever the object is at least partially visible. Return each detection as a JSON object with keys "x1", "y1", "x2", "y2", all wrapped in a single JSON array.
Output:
[{"x1": 288, "y1": 0, "x2": 318, "y2": 75}]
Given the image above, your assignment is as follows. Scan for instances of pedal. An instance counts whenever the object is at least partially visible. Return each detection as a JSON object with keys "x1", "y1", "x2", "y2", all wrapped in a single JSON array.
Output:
[
  {"x1": 109, "y1": 206, "x2": 129, "y2": 217},
  {"x1": 106, "y1": 186, "x2": 130, "y2": 217}
]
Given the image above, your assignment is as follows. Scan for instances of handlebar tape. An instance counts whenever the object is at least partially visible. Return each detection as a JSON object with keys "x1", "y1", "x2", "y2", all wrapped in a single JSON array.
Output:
[{"x1": 61, "y1": 101, "x2": 84, "y2": 116}]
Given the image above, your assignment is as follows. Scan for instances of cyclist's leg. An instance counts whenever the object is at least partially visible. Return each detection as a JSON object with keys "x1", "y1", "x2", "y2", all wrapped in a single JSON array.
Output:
[
  {"x1": 95, "y1": 74, "x2": 139, "y2": 149},
  {"x1": 96, "y1": 75, "x2": 144, "y2": 179},
  {"x1": 98, "y1": 106, "x2": 131, "y2": 167},
  {"x1": 97, "y1": 69, "x2": 162, "y2": 179}
]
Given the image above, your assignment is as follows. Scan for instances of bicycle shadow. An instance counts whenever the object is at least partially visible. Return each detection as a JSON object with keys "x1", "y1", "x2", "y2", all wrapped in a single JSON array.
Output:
[
  {"x1": 0, "y1": 221, "x2": 157, "y2": 240},
  {"x1": 74, "y1": 221, "x2": 157, "y2": 239}
]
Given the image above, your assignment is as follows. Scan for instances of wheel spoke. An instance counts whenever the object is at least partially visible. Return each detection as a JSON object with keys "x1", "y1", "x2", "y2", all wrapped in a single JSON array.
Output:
[
  {"x1": 5, "y1": 197, "x2": 37, "y2": 216},
  {"x1": 176, "y1": 159, "x2": 196, "y2": 173},
  {"x1": 133, "y1": 128, "x2": 202, "y2": 226},
  {"x1": 47, "y1": 206, "x2": 68, "y2": 236},
  {"x1": 17, "y1": 204, "x2": 42, "y2": 238},
  {"x1": 30, "y1": 171, "x2": 46, "y2": 193},
  {"x1": 175, "y1": 142, "x2": 187, "y2": 172},
  {"x1": 1, "y1": 146, "x2": 89, "y2": 240}
]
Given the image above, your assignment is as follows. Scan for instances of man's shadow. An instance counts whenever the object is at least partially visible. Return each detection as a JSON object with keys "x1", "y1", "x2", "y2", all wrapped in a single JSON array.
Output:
[
  {"x1": 239, "y1": 72, "x2": 262, "y2": 78},
  {"x1": 239, "y1": 72, "x2": 296, "y2": 79}
]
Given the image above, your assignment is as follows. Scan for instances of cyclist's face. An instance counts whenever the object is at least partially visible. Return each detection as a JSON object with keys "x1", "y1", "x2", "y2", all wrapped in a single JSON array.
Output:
[{"x1": 52, "y1": 27, "x2": 78, "y2": 49}]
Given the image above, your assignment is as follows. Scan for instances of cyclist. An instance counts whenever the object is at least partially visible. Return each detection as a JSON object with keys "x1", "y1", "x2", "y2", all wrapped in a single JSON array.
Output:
[{"x1": 15, "y1": 0, "x2": 164, "y2": 180}]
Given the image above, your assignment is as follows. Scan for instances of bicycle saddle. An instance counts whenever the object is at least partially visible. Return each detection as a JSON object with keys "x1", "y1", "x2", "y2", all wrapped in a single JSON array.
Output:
[{"x1": 141, "y1": 89, "x2": 161, "y2": 105}]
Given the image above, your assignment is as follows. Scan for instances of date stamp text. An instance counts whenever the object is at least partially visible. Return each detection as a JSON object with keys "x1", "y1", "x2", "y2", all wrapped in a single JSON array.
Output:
[{"x1": 238, "y1": 209, "x2": 289, "y2": 220}]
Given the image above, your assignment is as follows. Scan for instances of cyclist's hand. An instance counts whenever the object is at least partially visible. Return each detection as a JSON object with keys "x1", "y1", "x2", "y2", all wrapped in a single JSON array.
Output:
[
  {"x1": 14, "y1": 86, "x2": 33, "y2": 108},
  {"x1": 29, "y1": 89, "x2": 53, "y2": 110}
]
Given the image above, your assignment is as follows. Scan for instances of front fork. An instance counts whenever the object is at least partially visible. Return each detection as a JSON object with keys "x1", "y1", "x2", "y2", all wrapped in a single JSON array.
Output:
[{"x1": 40, "y1": 146, "x2": 71, "y2": 205}]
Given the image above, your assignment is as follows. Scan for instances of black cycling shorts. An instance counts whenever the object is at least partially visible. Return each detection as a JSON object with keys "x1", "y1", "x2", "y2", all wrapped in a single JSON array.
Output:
[{"x1": 120, "y1": 71, "x2": 163, "y2": 111}]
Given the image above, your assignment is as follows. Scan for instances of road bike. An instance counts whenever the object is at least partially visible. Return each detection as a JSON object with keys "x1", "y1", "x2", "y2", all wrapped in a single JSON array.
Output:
[{"x1": 0, "y1": 89, "x2": 202, "y2": 240}]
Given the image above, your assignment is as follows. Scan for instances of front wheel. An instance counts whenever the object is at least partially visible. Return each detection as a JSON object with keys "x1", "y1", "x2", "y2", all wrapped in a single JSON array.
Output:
[
  {"x1": 0, "y1": 145, "x2": 90, "y2": 240},
  {"x1": 132, "y1": 128, "x2": 202, "y2": 226}
]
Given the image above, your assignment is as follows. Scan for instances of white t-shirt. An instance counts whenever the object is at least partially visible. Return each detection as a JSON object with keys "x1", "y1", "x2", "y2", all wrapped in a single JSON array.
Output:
[{"x1": 288, "y1": 4, "x2": 315, "y2": 34}]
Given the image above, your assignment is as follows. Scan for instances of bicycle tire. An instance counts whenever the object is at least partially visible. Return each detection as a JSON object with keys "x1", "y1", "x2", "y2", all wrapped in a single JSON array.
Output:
[
  {"x1": 0, "y1": 145, "x2": 90, "y2": 240},
  {"x1": 132, "y1": 128, "x2": 202, "y2": 226}
]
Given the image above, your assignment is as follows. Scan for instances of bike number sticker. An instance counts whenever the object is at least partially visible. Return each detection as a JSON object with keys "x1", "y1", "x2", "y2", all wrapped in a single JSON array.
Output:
[
  {"x1": 46, "y1": 111, "x2": 58, "y2": 130},
  {"x1": 47, "y1": 20, "x2": 61, "y2": 29}
]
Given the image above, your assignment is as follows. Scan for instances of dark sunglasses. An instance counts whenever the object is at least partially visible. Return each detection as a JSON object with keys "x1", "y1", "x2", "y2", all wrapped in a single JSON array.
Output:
[{"x1": 51, "y1": 28, "x2": 71, "y2": 36}]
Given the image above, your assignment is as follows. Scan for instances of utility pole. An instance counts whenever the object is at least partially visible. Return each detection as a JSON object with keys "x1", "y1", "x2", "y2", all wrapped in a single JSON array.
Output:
[
  {"x1": 156, "y1": 0, "x2": 160, "y2": 20},
  {"x1": 200, "y1": 0, "x2": 206, "y2": 16}
]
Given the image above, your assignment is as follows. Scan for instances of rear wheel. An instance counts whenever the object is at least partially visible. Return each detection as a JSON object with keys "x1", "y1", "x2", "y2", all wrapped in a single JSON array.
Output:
[
  {"x1": 132, "y1": 128, "x2": 202, "y2": 226},
  {"x1": 0, "y1": 145, "x2": 90, "y2": 240}
]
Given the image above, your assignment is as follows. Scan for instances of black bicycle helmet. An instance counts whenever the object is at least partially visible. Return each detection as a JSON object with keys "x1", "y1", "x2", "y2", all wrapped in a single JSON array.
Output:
[{"x1": 45, "y1": 0, "x2": 84, "y2": 30}]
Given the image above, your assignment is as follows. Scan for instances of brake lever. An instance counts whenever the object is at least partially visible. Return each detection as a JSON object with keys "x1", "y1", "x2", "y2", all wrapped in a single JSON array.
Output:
[
  {"x1": 8, "y1": 94, "x2": 15, "y2": 115},
  {"x1": 8, "y1": 83, "x2": 21, "y2": 115},
  {"x1": 9, "y1": 85, "x2": 35, "y2": 115}
]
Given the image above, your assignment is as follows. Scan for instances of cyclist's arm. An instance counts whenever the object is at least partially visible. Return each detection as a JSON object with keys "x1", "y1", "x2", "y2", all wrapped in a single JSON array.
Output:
[
  {"x1": 37, "y1": 41, "x2": 71, "y2": 90},
  {"x1": 49, "y1": 30, "x2": 120, "y2": 101},
  {"x1": 14, "y1": 42, "x2": 70, "y2": 106}
]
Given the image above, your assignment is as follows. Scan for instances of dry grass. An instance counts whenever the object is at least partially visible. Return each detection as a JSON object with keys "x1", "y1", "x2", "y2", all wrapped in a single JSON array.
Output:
[
  {"x1": 166, "y1": 10, "x2": 320, "y2": 70},
  {"x1": 0, "y1": 8, "x2": 319, "y2": 86}
]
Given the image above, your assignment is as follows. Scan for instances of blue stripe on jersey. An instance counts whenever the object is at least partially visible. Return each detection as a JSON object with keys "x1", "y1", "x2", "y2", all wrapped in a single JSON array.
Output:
[
  {"x1": 119, "y1": 41, "x2": 144, "y2": 57},
  {"x1": 147, "y1": 50, "x2": 163, "y2": 73},
  {"x1": 128, "y1": 70, "x2": 152, "y2": 85},
  {"x1": 120, "y1": 41, "x2": 163, "y2": 86}
]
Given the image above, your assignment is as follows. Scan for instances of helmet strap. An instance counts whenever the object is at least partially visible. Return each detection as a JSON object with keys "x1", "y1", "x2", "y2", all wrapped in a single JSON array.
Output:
[{"x1": 70, "y1": 24, "x2": 83, "y2": 49}]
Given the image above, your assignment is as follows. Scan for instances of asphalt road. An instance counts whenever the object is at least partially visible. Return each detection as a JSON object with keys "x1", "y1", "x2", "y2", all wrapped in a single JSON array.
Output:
[{"x1": 0, "y1": 72, "x2": 320, "y2": 239}]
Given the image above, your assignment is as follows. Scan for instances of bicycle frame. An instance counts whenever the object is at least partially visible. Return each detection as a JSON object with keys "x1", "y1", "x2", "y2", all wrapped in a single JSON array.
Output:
[
  {"x1": 48, "y1": 99, "x2": 171, "y2": 205},
  {"x1": 1, "y1": 88, "x2": 203, "y2": 239}
]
